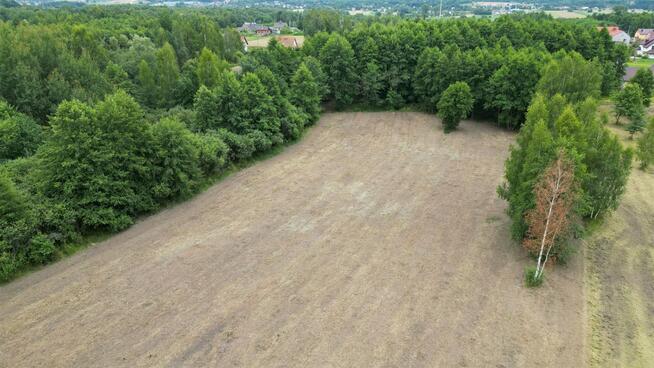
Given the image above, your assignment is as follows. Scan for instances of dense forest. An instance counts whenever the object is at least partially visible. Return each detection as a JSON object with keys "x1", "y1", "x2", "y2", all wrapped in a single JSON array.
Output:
[
  {"x1": 592, "y1": 7, "x2": 654, "y2": 34},
  {"x1": 0, "y1": 5, "x2": 635, "y2": 282},
  {"x1": 226, "y1": 0, "x2": 654, "y2": 12}
]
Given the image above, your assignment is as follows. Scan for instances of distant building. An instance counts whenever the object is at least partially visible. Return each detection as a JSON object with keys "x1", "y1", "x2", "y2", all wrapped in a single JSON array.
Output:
[
  {"x1": 274, "y1": 21, "x2": 288, "y2": 29},
  {"x1": 256, "y1": 27, "x2": 272, "y2": 36},
  {"x1": 634, "y1": 28, "x2": 654, "y2": 42},
  {"x1": 237, "y1": 22, "x2": 258, "y2": 32},
  {"x1": 275, "y1": 36, "x2": 299, "y2": 49},
  {"x1": 597, "y1": 26, "x2": 631, "y2": 44},
  {"x1": 636, "y1": 38, "x2": 654, "y2": 59},
  {"x1": 237, "y1": 22, "x2": 272, "y2": 36},
  {"x1": 240, "y1": 36, "x2": 248, "y2": 52}
]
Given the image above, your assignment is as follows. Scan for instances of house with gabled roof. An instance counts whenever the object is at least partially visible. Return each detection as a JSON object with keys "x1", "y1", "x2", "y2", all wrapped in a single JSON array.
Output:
[
  {"x1": 635, "y1": 29, "x2": 654, "y2": 42},
  {"x1": 276, "y1": 36, "x2": 299, "y2": 49},
  {"x1": 636, "y1": 37, "x2": 654, "y2": 59},
  {"x1": 597, "y1": 26, "x2": 631, "y2": 44}
]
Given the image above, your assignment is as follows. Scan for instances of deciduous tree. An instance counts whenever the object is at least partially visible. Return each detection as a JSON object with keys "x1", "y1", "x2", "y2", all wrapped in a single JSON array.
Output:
[
  {"x1": 631, "y1": 67, "x2": 654, "y2": 106},
  {"x1": 290, "y1": 62, "x2": 321, "y2": 124},
  {"x1": 149, "y1": 117, "x2": 201, "y2": 201},
  {"x1": 537, "y1": 51, "x2": 602, "y2": 103},
  {"x1": 637, "y1": 118, "x2": 654, "y2": 170},
  {"x1": 614, "y1": 83, "x2": 644, "y2": 125},
  {"x1": 524, "y1": 151, "x2": 577, "y2": 282},
  {"x1": 37, "y1": 91, "x2": 154, "y2": 232},
  {"x1": 437, "y1": 82, "x2": 474, "y2": 133},
  {"x1": 196, "y1": 47, "x2": 224, "y2": 88},
  {"x1": 319, "y1": 34, "x2": 356, "y2": 109}
]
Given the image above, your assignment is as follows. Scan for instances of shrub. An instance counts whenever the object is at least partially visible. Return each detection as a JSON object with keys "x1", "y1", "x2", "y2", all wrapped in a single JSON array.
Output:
[
  {"x1": 524, "y1": 266, "x2": 543, "y2": 287},
  {"x1": 385, "y1": 89, "x2": 404, "y2": 110},
  {"x1": 27, "y1": 233, "x2": 56, "y2": 264},
  {"x1": 0, "y1": 114, "x2": 43, "y2": 161},
  {"x1": 0, "y1": 241, "x2": 21, "y2": 282},
  {"x1": 246, "y1": 130, "x2": 272, "y2": 153},
  {"x1": 280, "y1": 102, "x2": 307, "y2": 140},
  {"x1": 217, "y1": 129, "x2": 256, "y2": 162},
  {"x1": 194, "y1": 132, "x2": 229, "y2": 175}
]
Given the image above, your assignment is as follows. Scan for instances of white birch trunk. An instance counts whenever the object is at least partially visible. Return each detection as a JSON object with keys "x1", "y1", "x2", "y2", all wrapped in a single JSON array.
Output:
[{"x1": 534, "y1": 163, "x2": 563, "y2": 280}]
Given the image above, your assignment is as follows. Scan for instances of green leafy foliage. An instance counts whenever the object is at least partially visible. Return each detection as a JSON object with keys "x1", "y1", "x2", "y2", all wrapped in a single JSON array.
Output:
[
  {"x1": 37, "y1": 91, "x2": 153, "y2": 232},
  {"x1": 631, "y1": 68, "x2": 654, "y2": 107},
  {"x1": 0, "y1": 101, "x2": 43, "y2": 161},
  {"x1": 524, "y1": 266, "x2": 543, "y2": 288},
  {"x1": 149, "y1": 118, "x2": 201, "y2": 202},
  {"x1": 319, "y1": 34, "x2": 356, "y2": 109},
  {"x1": 637, "y1": 118, "x2": 654, "y2": 170},
  {"x1": 537, "y1": 51, "x2": 602, "y2": 103},
  {"x1": 500, "y1": 92, "x2": 632, "y2": 247},
  {"x1": 197, "y1": 47, "x2": 226, "y2": 88},
  {"x1": 437, "y1": 82, "x2": 474, "y2": 133},
  {"x1": 291, "y1": 62, "x2": 322, "y2": 123},
  {"x1": 485, "y1": 50, "x2": 543, "y2": 129},
  {"x1": 614, "y1": 83, "x2": 645, "y2": 125},
  {"x1": 0, "y1": 8, "x2": 635, "y2": 283},
  {"x1": 194, "y1": 132, "x2": 230, "y2": 176}
]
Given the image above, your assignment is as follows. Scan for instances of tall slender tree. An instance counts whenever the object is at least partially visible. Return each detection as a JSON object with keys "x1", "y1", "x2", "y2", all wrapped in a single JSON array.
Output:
[
  {"x1": 319, "y1": 34, "x2": 356, "y2": 109},
  {"x1": 631, "y1": 67, "x2": 654, "y2": 107},
  {"x1": 524, "y1": 151, "x2": 577, "y2": 282}
]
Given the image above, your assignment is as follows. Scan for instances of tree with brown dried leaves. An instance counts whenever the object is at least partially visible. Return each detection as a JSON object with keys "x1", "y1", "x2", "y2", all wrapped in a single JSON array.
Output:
[{"x1": 524, "y1": 151, "x2": 577, "y2": 282}]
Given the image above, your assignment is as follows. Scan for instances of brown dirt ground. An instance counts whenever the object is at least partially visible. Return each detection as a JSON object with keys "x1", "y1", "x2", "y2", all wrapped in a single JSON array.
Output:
[
  {"x1": 0, "y1": 112, "x2": 584, "y2": 368},
  {"x1": 585, "y1": 112, "x2": 654, "y2": 367}
]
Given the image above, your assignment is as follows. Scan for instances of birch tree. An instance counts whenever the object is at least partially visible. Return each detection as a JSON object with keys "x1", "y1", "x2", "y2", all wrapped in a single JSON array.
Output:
[{"x1": 523, "y1": 151, "x2": 577, "y2": 281}]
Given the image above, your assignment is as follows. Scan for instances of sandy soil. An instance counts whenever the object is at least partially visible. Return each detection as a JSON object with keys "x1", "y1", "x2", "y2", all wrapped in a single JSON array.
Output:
[{"x1": 0, "y1": 112, "x2": 584, "y2": 368}]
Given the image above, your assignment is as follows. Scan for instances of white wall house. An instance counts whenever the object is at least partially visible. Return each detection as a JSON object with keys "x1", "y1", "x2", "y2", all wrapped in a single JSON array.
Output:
[
  {"x1": 597, "y1": 26, "x2": 631, "y2": 44},
  {"x1": 636, "y1": 38, "x2": 654, "y2": 59},
  {"x1": 635, "y1": 29, "x2": 654, "y2": 42},
  {"x1": 611, "y1": 30, "x2": 631, "y2": 44}
]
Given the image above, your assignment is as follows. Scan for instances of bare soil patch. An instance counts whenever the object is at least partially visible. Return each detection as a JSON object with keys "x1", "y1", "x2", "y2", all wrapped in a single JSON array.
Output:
[{"x1": 0, "y1": 112, "x2": 584, "y2": 367}]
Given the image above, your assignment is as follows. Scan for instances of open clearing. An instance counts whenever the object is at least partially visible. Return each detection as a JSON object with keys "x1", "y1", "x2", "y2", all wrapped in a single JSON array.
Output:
[
  {"x1": 0, "y1": 112, "x2": 584, "y2": 367},
  {"x1": 247, "y1": 35, "x2": 304, "y2": 48}
]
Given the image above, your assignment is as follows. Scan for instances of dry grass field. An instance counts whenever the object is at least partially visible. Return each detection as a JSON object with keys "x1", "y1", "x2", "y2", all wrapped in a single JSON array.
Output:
[
  {"x1": 585, "y1": 107, "x2": 654, "y2": 367},
  {"x1": 247, "y1": 35, "x2": 304, "y2": 48},
  {"x1": 0, "y1": 112, "x2": 585, "y2": 367},
  {"x1": 544, "y1": 10, "x2": 589, "y2": 19}
]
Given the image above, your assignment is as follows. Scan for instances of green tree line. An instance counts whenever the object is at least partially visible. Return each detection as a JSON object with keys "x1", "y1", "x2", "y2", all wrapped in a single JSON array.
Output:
[
  {"x1": 303, "y1": 15, "x2": 629, "y2": 128},
  {"x1": 0, "y1": 7, "x2": 634, "y2": 282},
  {"x1": 0, "y1": 6, "x2": 324, "y2": 280}
]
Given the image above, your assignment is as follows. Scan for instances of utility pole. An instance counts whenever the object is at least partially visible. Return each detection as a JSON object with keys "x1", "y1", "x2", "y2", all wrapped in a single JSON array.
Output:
[{"x1": 439, "y1": 0, "x2": 443, "y2": 18}]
